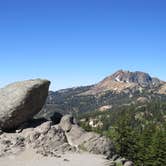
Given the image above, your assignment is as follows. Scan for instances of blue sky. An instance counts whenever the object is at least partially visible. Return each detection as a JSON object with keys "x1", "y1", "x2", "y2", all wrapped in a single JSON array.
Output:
[{"x1": 0, "y1": 0, "x2": 166, "y2": 90}]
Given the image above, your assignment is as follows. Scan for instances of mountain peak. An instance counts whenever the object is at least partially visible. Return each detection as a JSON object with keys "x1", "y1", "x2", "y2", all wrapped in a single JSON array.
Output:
[
  {"x1": 82, "y1": 70, "x2": 163, "y2": 95},
  {"x1": 110, "y1": 70, "x2": 153, "y2": 87}
]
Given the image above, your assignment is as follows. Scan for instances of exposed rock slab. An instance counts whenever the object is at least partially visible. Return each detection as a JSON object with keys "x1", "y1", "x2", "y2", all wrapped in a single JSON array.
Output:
[
  {"x1": 66, "y1": 125, "x2": 115, "y2": 157},
  {"x1": 59, "y1": 115, "x2": 115, "y2": 157}
]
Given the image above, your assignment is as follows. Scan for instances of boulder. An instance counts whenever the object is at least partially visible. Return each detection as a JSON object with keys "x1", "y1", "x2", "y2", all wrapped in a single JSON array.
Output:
[
  {"x1": 59, "y1": 115, "x2": 75, "y2": 132},
  {"x1": 0, "y1": 79, "x2": 50, "y2": 131}
]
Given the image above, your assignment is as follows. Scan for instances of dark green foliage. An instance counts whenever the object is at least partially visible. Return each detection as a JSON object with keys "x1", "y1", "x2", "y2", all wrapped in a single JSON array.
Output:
[{"x1": 79, "y1": 101, "x2": 166, "y2": 166}]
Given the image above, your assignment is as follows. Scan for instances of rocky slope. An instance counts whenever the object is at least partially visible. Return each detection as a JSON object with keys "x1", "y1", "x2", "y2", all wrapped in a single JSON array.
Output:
[
  {"x1": 0, "y1": 114, "x2": 132, "y2": 165},
  {"x1": 0, "y1": 115, "x2": 115, "y2": 158}
]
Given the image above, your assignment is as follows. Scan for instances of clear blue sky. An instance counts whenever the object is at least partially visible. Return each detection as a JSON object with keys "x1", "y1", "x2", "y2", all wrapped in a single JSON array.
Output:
[{"x1": 0, "y1": 0, "x2": 166, "y2": 90}]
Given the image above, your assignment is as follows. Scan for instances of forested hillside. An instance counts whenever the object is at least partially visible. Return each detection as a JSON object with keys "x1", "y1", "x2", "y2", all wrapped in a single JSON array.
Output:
[{"x1": 78, "y1": 101, "x2": 166, "y2": 166}]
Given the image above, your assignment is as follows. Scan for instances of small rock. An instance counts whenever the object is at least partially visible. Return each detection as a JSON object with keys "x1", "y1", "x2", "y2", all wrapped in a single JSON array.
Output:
[
  {"x1": 124, "y1": 161, "x2": 134, "y2": 166},
  {"x1": 35, "y1": 121, "x2": 52, "y2": 135}
]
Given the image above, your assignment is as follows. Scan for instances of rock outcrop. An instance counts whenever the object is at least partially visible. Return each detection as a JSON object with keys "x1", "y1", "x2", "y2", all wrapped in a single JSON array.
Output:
[
  {"x1": 0, "y1": 114, "x2": 115, "y2": 158},
  {"x1": 59, "y1": 115, "x2": 115, "y2": 157},
  {"x1": 0, "y1": 79, "x2": 50, "y2": 131},
  {"x1": 0, "y1": 114, "x2": 133, "y2": 165},
  {"x1": 0, "y1": 121, "x2": 72, "y2": 158}
]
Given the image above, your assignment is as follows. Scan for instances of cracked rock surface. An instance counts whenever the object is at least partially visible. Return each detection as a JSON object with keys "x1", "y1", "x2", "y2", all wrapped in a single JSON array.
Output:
[{"x1": 0, "y1": 116, "x2": 115, "y2": 158}]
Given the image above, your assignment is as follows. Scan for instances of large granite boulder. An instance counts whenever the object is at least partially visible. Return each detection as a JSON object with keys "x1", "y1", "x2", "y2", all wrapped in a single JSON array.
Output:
[{"x1": 0, "y1": 79, "x2": 50, "y2": 131}]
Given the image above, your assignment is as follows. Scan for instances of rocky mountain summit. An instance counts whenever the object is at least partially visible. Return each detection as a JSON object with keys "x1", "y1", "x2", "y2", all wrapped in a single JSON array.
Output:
[
  {"x1": 0, "y1": 79, "x2": 133, "y2": 166},
  {"x1": 83, "y1": 70, "x2": 164, "y2": 95},
  {"x1": 108, "y1": 70, "x2": 161, "y2": 87}
]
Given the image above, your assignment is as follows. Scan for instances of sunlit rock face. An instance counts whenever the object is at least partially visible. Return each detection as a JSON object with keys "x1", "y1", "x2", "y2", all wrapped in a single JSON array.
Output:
[{"x1": 0, "y1": 79, "x2": 50, "y2": 131}]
